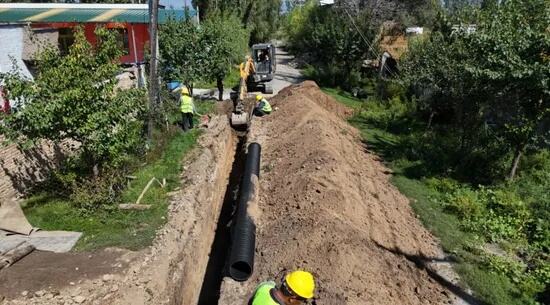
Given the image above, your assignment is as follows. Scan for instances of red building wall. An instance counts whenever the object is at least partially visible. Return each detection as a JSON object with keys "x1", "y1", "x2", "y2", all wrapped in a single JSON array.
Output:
[{"x1": 31, "y1": 22, "x2": 149, "y2": 64}]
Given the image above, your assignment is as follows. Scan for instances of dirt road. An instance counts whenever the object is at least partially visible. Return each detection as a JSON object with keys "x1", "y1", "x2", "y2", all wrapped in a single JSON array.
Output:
[
  {"x1": 270, "y1": 48, "x2": 303, "y2": 94},
  {"x1": 195, "y1": 47, "x2": 302, "y2": 100}
]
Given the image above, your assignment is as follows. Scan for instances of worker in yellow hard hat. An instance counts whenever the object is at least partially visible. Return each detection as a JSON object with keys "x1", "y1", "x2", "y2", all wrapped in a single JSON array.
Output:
[
  {"x1": 180, "y1": 86, "x2": 198, "y2": 132},
  {"x1": 253, "y1": 94, "x2": 272, "y2": 117},
  {"x1": 250, "y1": 270, "x2": 315, "y2": 305}
]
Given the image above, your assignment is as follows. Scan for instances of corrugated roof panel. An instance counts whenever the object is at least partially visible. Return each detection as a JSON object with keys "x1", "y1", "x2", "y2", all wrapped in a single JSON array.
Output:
[
  {"x1": 44, "y1": 9, "x2": 105, "y2": 23},
  {"x1": 24, "y1": 8, "x2": 68, "y2": 21},
  {"x1": 0, "y1": 8, "x2": 38, "y2": 22},
  {"x1": 0, "y1": 8, "x2": 189, "y2": 24},
  {"x1": 89, "y1": 9, "x2": 125, "y2": 22}
]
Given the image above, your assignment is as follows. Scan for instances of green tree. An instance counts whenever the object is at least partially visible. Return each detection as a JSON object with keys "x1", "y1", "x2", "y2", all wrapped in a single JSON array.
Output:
[
  {"x1": 159, "y1": 17, "x2": 207, "y2": 94},
  {"x1": 465, "y1": 0, "x2": 550, "y2": 180},
  {"x1": 193, "y1": 0, "x2": 281, "y2": 44},
  {"x1": 284, "y1": 2, "x2": 374, "y2": 89},
  {"x1": 159, "y1": 13, "x2": 249, "y2": 98},
  {"x1": 0, "y1": 27, "x2": 146, "y2": 173},
  {"x1": 402, "y1": 0, "x2": 550, "y2": 180},
  {"x1": 201, "y1": 12, "x2": 249, "y2": 100}
]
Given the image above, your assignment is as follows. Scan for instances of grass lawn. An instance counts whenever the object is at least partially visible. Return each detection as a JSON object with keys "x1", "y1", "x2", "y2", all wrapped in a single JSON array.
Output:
[
  {"x1": 328, "y1": 89, "x2": 536, "y2": 305},
  {"x1": 22, "y1": 99, "x2": 218, "y2": 251},
  {"x1": 24, "y1": 129, "x2": 200, "y2": 251},
  {"x1": 322, "y1": 88, "x2": 363, "y2": 109}
]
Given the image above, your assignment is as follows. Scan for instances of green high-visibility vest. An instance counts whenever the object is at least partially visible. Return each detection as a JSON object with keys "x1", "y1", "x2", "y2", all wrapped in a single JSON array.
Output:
[
  {"x1": 252, "y1": 282, "x2": 280, "y2": 305},
  {"x1": 180, "y1": 95, "x2": 194, "y2": 113},
  {"x1": 260, "y1": 99, "x2": 272, "y2": 113}
]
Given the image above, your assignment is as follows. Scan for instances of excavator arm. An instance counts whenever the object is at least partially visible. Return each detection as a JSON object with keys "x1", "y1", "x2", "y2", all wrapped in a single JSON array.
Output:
[{"x1": 231, "y1": 56, "x2": 255, "y2": 127}]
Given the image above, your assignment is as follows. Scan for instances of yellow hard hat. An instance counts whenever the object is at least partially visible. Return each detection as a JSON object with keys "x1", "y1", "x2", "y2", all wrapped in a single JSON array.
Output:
[
  {"x1": 285, "y1": 270, "x2": 315, "y2": 299},
  {"x1": 256, "y1": 94, "x2": 263, "y2": 101},
  {"x1": 181, "y1": 87, "x2": 189, "y2": 95}
]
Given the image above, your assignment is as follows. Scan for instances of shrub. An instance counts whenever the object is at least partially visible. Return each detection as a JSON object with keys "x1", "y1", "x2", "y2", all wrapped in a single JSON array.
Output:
[
  {"x1": 424, "y1": 177, "x2": 460, "y2": 193},
  {"x1": 69, "y1": 173, "x2": 125, "y2": 212},
  {"x1": 284, "y1": 3, "x2": 373, "y2": 91},
  {"x1": 444, "y1": 186, "x2": 485, "y2": 218},
  {"x1": 482, "y1": 253, "x2": 548, "y2": 302}
]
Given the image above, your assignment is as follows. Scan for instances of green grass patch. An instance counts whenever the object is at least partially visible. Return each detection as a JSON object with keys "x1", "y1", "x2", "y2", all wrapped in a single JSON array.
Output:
[
  {"x1": 24, "y1": 129, "x2": 201, "y2": 251},
  {"x1": 322, "y1": 87, "x2": 363, "y2": 109},
  {"x1": 328, "y1": 88, "x2": 544, "y2": 305}
]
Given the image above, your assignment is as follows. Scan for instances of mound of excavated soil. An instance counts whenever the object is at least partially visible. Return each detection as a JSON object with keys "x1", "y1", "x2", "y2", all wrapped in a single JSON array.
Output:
[{"x1": 219, "y1": 81, "x2": 452, "y2": 305}]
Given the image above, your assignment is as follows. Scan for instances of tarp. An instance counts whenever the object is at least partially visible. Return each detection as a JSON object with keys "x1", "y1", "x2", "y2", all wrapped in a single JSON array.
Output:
[
  {"x1": 0, "y1": 197, "x2": 82, "y2": 253},
  {"x1": 0, "y1": 230, "x2": 82, "y2": 253},
  {"x1": 0, "y1": 197, "x2": 33, "y2": 235}
]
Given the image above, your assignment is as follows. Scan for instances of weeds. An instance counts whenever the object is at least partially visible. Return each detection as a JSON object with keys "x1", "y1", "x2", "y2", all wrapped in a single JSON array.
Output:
[{"x1": 329, "y1": 87, "x2": 550, "y2": 305}]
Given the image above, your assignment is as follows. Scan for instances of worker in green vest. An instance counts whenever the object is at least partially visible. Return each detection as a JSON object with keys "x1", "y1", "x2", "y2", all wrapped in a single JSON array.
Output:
[
  {"x1": 250, "y1": 270, "x2": 315, "y2": 305},
  {"x1": 253, "y1": 94, "x2": 272, "y2": 117},
  {"x1": 180, "y1": 87, "x2": 197, "y2": 132}
]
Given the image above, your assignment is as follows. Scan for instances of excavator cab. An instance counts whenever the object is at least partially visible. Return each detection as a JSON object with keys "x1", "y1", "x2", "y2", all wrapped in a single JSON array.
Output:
[
  {"x1": 230, "y1": 44, "x2": 276, "y2": 129},
  {"x1": 250, "y1": 43, "x2": 276, "y2": 93}
]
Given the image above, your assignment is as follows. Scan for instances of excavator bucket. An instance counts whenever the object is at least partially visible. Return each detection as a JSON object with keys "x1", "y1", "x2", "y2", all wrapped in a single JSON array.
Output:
[{"x1": 231, "y1": 111, "x2": 248, "y2": 127}]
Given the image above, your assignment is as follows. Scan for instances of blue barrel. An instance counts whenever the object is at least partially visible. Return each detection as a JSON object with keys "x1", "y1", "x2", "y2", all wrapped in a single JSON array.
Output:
[{"x1": 167, "y1": 81, "x2": 181, "y2": 91}]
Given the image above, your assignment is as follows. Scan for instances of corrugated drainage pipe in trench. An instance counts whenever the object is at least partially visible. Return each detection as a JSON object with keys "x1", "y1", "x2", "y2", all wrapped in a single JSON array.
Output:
[{"x1": 228, "y1": 142, "x2": 261, "y2": 281}]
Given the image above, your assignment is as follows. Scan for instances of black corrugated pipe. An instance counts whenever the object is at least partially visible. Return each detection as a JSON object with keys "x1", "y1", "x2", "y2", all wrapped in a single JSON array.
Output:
[{"x1": 228, "y1": 142, "x2": 261, "y2": 281}]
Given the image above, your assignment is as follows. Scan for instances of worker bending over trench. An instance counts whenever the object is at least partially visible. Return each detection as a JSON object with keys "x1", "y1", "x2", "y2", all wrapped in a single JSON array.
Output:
[
  {"x1": 253, "y1": 95, "x2": 272, "y2": 117},
  {"x1": 250, "y1": 270, "x2": 316, "y2": 305}
]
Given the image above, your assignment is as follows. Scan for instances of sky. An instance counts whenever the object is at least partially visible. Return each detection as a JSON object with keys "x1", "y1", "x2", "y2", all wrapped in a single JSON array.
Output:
[{"x1": 160, "y1": 0, "x2": 193, "y2": 10}]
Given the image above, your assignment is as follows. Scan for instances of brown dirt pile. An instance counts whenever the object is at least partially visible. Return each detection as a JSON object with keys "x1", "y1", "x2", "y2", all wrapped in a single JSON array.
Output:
[{"x1": 220, "y1": 81, "x2": 452, "y2": 305}]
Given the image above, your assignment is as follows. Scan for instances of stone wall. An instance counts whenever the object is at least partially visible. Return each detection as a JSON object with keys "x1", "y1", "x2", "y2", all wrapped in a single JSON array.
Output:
[
  {"x1": 22, "y1": 27, "x2": 59, "y2": 61},
  {"x1": 0, "y1": 136, "x2": 72, "y2": 200}
]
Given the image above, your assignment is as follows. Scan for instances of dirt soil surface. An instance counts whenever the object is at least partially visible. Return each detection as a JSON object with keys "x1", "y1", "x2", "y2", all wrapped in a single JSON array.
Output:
[
  {"x1": 1, "y1": 116, "x2": 236, "y2": 305},
  {"x1": 0, "y1": 249, "x2": 132, "y2": 299},
  {"x1": 219, "y1": 81, "x2": 454, "y2": 305},
  {"x1": 1, "y1": 81, "x2": 466, "y2": 305}
]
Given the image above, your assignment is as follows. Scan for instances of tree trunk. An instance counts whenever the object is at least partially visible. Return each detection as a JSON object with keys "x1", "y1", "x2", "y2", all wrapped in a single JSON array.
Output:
[
  {"x1": 426, "y1": 111, "x2": 435, "y2": 130},
  {"x1": 217, "y1": 77, "x2": 224, "y2": 101},
  {"x1": 93, "y1": 164, "x2": 100, "y2": 178},
  {"x1": 507, "y1": 146, "x2": 524, "y2": 181}
]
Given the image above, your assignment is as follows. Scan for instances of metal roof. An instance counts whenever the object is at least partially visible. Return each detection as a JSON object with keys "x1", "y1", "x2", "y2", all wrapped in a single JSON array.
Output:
[{"x1": 0, "y1": 3, "x2": 193, "y2": 24}]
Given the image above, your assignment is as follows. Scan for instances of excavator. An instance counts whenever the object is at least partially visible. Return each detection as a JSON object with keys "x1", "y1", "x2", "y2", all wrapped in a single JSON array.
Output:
[{"x1": 231, "y1": 43, "x2": 276, "y2": 128}]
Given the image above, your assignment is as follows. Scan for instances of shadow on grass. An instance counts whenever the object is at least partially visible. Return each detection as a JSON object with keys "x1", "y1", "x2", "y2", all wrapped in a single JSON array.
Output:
[
  {"x1": 375, "y1": 242, "x2": 487, "y2": 305},
  {"x1": 350, "y1": 115, "x2": 453, "y2": 180}
]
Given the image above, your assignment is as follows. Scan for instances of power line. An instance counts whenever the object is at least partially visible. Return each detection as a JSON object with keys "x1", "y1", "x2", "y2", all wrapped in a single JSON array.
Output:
[
  {"x1": 341, "y1": 5, "x2": 403, "y2": 80},
  {"x1": 341, "y1": 5, "x2": 380, "y2": 60}
]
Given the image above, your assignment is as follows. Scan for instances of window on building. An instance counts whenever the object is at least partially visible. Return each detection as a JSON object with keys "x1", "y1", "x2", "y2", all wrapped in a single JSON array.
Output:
[
  {"x1": 110, "y1": 28, "x2": 130, "y2": 55},
  {"x1": 58, "y1": 28, "x2": 75, "y2": 55}
]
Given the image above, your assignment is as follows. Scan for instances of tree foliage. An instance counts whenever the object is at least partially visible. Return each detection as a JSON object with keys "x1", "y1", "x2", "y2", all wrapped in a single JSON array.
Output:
[
  {"x1": 159, "y1": 13, "x2": 249, "y2": 97},
  {"x1": 283, "y1": 1, "x2": 374, "y2": 89},
  {"x1": 0, "y1": 27, "x2": 146, "y2": 171},
  {"x1": 159, "y1": 17, "x2": 206, "y2": 93},
  {"x1": 192, "y1": 0, "x2": 281, "y2": 44},
  {"x1": 201, "y1": 12, "x2": 250, "y2": 99},
  {"x1": 402, "y1": 0, "x2": 550, "y2": 180}
]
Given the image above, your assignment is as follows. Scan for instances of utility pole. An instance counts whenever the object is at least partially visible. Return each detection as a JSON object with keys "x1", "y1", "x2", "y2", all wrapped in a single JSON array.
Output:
[{"x1": 147, "y1": 0, "x2": 159, "y2": 141}]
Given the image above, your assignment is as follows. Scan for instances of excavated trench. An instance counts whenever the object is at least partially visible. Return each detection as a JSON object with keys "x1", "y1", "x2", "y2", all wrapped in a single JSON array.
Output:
[{"x1": 196, "y1": 136, "x2": 248, "y2": 305}]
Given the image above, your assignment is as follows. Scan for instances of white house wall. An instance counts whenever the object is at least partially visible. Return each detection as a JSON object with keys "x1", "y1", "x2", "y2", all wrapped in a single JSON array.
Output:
[{"x1": 0, "y1": 25, "x2": 33, "y2": 80}]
